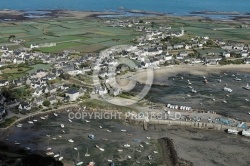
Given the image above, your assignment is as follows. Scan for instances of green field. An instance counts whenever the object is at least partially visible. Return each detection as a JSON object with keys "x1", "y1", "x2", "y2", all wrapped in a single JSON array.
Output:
[{"x1": 0, "y1": 18, "x2": 139, "y2": 53}]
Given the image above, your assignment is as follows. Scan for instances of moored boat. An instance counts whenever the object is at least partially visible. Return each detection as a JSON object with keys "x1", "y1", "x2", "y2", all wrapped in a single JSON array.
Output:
[{"x1": 226, "y1": 129, "x2": 238, "y2": 135}]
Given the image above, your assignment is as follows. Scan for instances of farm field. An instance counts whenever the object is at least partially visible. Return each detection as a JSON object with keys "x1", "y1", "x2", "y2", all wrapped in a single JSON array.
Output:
[{"x1": 0, "y1": 18, "x2": 140, "y2": 53}]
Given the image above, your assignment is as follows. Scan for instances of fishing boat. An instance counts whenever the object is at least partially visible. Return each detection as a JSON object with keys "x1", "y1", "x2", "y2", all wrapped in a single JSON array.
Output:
[
  {"x1": 33, "y1": 119, "x2": 37, "y2": 122},
  {"x1": 68, "y1": 119, "x2": 72, "y2": 123},
  {"x1": 223, "y1": 85, "x2": 232, "y2": 92},
  {"x1": 117, "y1": 149, "x2": 123, "y2": 152},
  {"x1": 88, "y1": 134, "x2": 94, "y2": 139},
  {"x1": 136, "y1": 149, "x2": 141, "y2": 153},
  {"x1": 46, "y1": 152, "x2": 54, "y2": 156},
  {"x1": 139, "y1": 144, "x2": 144, "y2": 148},
  {"x1": 191, "y1": 88, "x2": 197, "y2": 93},
  {"x1": 95, "y1": 145, "x2": 104, "y2": 151},
  {"x1": 40, "y1": 116, "x2": 46, "y2": 120},
  {"x1": 68, "y1": 139, "x2": 74, "y2": 143},
  {"x1": 99, "y1": 126, "x2": 103, "y2": 129},
  {"x1": 16, "y1": 123, "x2": 23, "y2": 128},
  {"x1": 87, "y1": 161, "x2": 95, "y2": 166},
  {"x1": 153, "y1": 151, "x2": 158, "y2": 154},
  {"x1": 226, "y1": 129, "x2": 238, "y2": 135},
  {"x1": 85, "y1": 148, "x2": 90, "y2": 157},
  {"x1": 54, "y1": 154, "x2": 60, "y2": 158},
  {"x1": 107, "y1": 129, "x2": 112, "y2": 132},
  {"x1": 243, "y1": 83, "x2": 250, "y2": 91},
  {"x1": 60, "y1": 124, "x2": 64, "y2": 128},
  {"x1": 74, "y1": 147, "x2": 78, "y2": 150},
  {"x1": 234, "y1": 77, "x2": 241, "y2": 81},
  {"x1": 53, "y1": 113, "x2": 58, "y2": 117},
  {"x1": 120, "y1": 129, "x2": 126, "y2": 132},
  {"x1": 242, "y1": 130, "x2": 250, "y2": 137},
  {"x1": 28, "y1": 116, "x2": 33, "y2": 124},
  {"x1": 58, "y1": 150, "x2": 63, "y2": 161},
  {"x1": 123, "y1": 144, "x2": 130, "y2": 147},
  {"x1": 222, "y1": 99, "x2": 227, "y2": 103},
  {"x1": 110, "y1": 162, "x2": 115, "y2": 166},
  {"x1": 76, "y1": 152, "x2": 83, "y2": 166}
]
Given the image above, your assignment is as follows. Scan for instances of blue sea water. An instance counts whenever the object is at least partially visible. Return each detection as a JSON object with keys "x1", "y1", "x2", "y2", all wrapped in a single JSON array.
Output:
[{"x1": 0, "y1": 0, "x2": 249, "y2": 17}]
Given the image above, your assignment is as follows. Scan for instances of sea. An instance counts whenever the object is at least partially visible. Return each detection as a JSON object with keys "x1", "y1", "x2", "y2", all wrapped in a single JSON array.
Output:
[{"x1": 0, "y1": 0, "x2": 250, "y2": 19}]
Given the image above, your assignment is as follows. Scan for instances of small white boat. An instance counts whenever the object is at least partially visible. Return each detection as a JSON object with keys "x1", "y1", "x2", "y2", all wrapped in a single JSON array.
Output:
[
  {"x1": 245, "y1": 99, "x2": 249, "y2": 102},
  {"x1": 68, "y1": 139, "x2": 74, "y2": 143},
  {"x1": 62, "y1": 130, "x2": 65, "y2": 133},
  {"x1": 227, "y1": 129, "x2": 238, "y2": 135},
  {"x1": 15, "y1": 142, "x2": 20, "y2": 145},
  {"x1": 40, "y1": 117, "x2": 46, "y2": 120},
  {"x1": 46, "y1": 152, "x2": 54, "y2": 156},
  {"x1": 139, "y1": 144, "x2": 144, "y2": 148},
  {"x1": 123, "y1": 144, "x2": 130, "y2": 147},
  {"x1": 85, "y1": 120, "x2": 90, "y2": 123},
  {"x1": 59, "y1": 157, "x2": 63, "y2": 161},
  {"x1": 187, "y1": 80, "x2": 192, "y2": 85},
  {"x1": 53, "y1": 113, "x2": 58, "y2": 117},
  {"x1": 99, "y1": 126, "x2": 103, "y2": 129},
  {"x1": 28, "y1": 121, "x2": 33, "y2": 124},
  {"x1": 218, "y1": 79, "x2": 222, "y2": 83},
  {"x1": 85, "y1": 148, "x2": 90, "y2": 157},
  {"x1": 52, "y1": 137, "x2": 57, "y2": 140},
  {"x1": 95, "y1": 145, "x2": 104, "y2": 151},
  {"x1": 136, "y1": 161, "x2": 140, "y2": 164},
  {"x1": 146, "y1": 137, "x2": 151, "y2": 139},
  {"x1": 153, "y1": 151, "x2": 158, "y2": 154},
  {"x1": 136, "y1": 149, "x2": 141, "y2": 153},
  {"x1": 148, "y1": 155, "x2": 152, "y2": 160},
  {"x1": 145, "y1": 142, "x2": 149, "y2": 145},
  {"x1": 242, "y1": 130, "x2": 250, "y2": 137},
  {"x1": 54, "y1": 154, "x2": 60, "y2": 158},
  {"x1": 60, "y1": 124, "x2": 64, "y2": 128},
  {"x1": 117, "y1": 149, "x2": 123, "y2": 152},
  {"x1": 120, "y1": 129, "x2": 126, "y2": 132},
  {"x1": 25, "y1": 147, "x2": 30, "y2": 150},
  {"x1": 107, "y1": 129, "x2": 112, "y2": 132},
  {"x1": 68, "y1": 119, "x2": 72, "y2": 123},
  {"x1": 33, "y1": 119, "x2": 37, "y2": 122},
  {"x1": 74, "y1": 147, "x2": 78, "y2": 150},
  {"x1": 16, "y1": 123, "x2": 23, "y2": 128},
  {"x1": 222, "y1": 100, "x2": 227, "y2": 103},
  {"x1": 58, "y1": 135, "x2": 62, "y2": 138},
  {"x1": 234, "y1": 77, "x2": 241, "y2": 81},
  {"x1": 76, "y1": 161, "x2": 83, "y2": 166},
  {"x1": 47, "y1": 147, "x2": 52, "y2": 151}
]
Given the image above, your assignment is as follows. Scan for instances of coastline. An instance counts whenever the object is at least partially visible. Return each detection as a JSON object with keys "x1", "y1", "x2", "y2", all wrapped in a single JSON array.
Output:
[{"x1": 1, "y1": 9, "x2": 250, "y2": 21}]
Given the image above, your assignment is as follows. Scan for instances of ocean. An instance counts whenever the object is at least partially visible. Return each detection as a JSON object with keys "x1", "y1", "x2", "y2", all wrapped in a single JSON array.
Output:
[{"x1": 0, "y1": 0, "x2": 250, "y2": 19}]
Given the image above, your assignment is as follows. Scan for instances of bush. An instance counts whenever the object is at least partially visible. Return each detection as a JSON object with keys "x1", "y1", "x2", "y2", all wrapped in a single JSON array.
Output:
[{"x1": 43, "y1": 100, "x2": 50, "y2": 107}]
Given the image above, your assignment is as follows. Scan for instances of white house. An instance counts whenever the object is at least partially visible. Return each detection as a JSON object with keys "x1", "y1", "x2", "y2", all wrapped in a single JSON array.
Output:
[{"x1": 65, "y1": 88, "x2": 79, "y2": 101}]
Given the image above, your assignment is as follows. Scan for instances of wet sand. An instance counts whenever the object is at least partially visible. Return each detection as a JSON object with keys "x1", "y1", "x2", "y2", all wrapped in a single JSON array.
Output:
[{"x1": 1, "y1": 111, "x2": 250, "y2": 166}]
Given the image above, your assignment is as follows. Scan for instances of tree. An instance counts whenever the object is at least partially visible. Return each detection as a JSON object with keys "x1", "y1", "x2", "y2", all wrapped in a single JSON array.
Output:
[
  {"x1": 59, "y1": 73, "x2": 70, "y2": 80},
  {"x1": 43, "y1": 100, "x2": 50, "y2": 107}
]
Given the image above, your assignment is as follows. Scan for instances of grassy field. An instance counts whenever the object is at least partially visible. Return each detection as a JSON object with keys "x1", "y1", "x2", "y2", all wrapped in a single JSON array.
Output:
[{"x1": 0, "y1": 18, "x2": 139, "y2": 53}]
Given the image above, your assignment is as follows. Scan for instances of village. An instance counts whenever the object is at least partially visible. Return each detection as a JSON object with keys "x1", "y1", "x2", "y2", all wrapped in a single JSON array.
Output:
[{"x1": 0, "y1": 18, "x2": 250, "y2": 124}]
